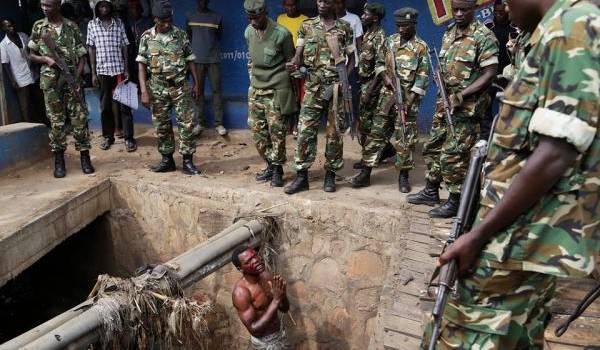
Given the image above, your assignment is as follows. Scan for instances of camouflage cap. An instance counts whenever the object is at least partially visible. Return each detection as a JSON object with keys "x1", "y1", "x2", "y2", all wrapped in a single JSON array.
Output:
[
  {"x1": 152, "y1": 0, "x2": 173, "y2": 19},
  {"x1": 244, "y1": 0, "x2": 266, "y2": 15},
  {"x1": 364, "y1": 2, "x2": 385, "y2": 19},
  {"x1": 394, "y1": 7, "x2": 418, "y2": 24}
]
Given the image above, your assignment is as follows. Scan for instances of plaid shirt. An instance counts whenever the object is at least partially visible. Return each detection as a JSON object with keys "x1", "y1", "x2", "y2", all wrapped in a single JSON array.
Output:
[{"x1": 87, "y1": 17, "x2": 129, "y2": 76}]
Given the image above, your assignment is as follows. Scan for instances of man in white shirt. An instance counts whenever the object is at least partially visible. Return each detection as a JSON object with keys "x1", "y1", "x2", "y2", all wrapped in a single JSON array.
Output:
[{"x1": 1, "y1": 18, "x2": 35, "y2": 123}]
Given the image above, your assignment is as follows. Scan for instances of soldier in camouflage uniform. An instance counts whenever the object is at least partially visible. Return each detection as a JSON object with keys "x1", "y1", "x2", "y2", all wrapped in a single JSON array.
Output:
[
  {"x1": 28, "y1": 0, "x2": 94, "y2": 178},
  {"x1": 284, "y1": 0, "x2": 355, "y2": 194},
  {"x1": 355, "y1": 3, "x2": 385, "y2": 152},
  {"x1": 408, "y1": 0, "x2": 499, "y2": 218},
  {"x1": 422, "y1": 0, "x2": 600, "y2": 348},
  {"x1": 244, "y1": 0, "x2": 296, "y2": 187},
  {"x1": 137, "y1": 0, "x2": 202, "y2": 175},
  {"x1": 352, "y1": 8, "x2": 430, "y2": 193}
]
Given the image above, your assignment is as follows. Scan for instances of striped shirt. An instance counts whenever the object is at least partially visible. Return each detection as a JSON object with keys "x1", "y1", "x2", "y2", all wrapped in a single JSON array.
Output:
[
  {"x1": 186, "y1": 10, "x2": 222, "y2": 63},
  {"x1": 86, "y1": 17, "x2": 129, "y2": 76}
]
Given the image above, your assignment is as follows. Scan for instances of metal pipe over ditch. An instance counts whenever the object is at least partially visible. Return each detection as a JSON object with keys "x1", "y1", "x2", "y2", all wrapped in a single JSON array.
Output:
[{"x1": 0, "y1": 218, "x2": 267, "y2": 350}]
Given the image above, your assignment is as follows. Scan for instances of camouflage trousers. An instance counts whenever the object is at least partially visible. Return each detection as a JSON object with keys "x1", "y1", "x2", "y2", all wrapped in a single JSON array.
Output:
[
  {"x1": 149, "y1": 78, "x2": 196, "y2": 156},
  {"x1": 247, "y1": 87, "x2": 287, "y2": 166},
  {"x1": 362, "y1": 87, "x2": 418, "y2": 169},
  {"x1": 43, "y1": 83, "x2": 91, "y2": 152},
  {"x1": 358, "y1": 80, "x2": 380, "y2": 147},
  {"x1": 422, "y1": 263, "x2": 556, "y2": 350},
  {"x1": 423, "y1": 101, "x2": 479, "y2": 194},
  {"x1": 292, "y1": 80, "x2": 346, "y2": 172}
]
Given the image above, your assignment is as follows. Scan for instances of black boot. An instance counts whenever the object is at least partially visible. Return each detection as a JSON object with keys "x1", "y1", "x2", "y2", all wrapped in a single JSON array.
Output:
[
  {"x1": 351, "y1": 167, "x2": 372, "y2": 188},
  {"x1": 270, "y1": 165, "x2": 284, "y2": 187},
  {"x1": 256, "y1": 162, "x2": 273, "y2": 181},
  {"x1": 284, "y1": 170, "x2": 309, "y2": 194},
  {"x1": 398, "y1": 170, "x2": 411, "y2": 193},
  {"x1": 182, "y1": 154, "x2": 200, "y2": 175},
  {"x1": 379, "y1": 142, "x2": 396, "y2": 162},
  {"x1": 429, "y1": 193, "x2": 461, "y2": 219},
  {"x1": 353, "y1": 160, "x2": 365, "y2": 169},
  {"x1": 407, "y1": 180, "x2": 440, "y2": 206},
  {"x1": 151, "y1": 153, "x2": 176, "y2": 173},
  {"x1": 80, "y1": 150, "x2": 95, "y2": 174},
  {"x1": 324, "y1": 170, "x2": 336, "y2": 192},
  {"x1": 53, "y1": 151, "x2": 66, "y2": 178}
]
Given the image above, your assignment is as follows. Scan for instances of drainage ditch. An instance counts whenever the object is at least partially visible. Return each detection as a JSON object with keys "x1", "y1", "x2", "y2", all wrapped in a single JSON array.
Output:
[{"x1": 0, "y1": 178, "x2": 410, "y2": 349}]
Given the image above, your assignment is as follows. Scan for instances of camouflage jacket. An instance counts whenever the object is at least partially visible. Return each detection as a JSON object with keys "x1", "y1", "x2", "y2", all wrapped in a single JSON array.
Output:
[
  {"x1": 296, "y1": 16, "x2": 354, "y2": 81},
  {"x1": 136, "y1": 26, "x2": 196, "y2": 84},
  {"x1": 439, "y1": 20, "x2": 498, "y2": 118},
  {"x1": 477, "y1": 0, "x2": 600, "y2": 278},
  {"x1": 358, "y1": 26, "x2": 385, "y2": 83},
  {"x1": 376, "y1": 33, "x2": 430, "y2": 99},
  {"x1": 28, "y1": 18, "x2": 87, "y2": 90}
]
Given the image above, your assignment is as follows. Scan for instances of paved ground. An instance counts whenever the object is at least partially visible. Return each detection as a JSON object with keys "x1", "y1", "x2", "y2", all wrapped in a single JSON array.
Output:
[{"x1": 0, "y1": 126, "x2": 441, "y2": 240}]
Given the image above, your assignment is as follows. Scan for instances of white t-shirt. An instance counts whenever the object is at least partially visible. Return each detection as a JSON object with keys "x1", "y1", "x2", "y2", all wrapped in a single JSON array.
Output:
[
  {"x1": 0, "y1": 33, "x2": 34, "y2": 88},
  {"x1": 340, "y1": 10, "x2": 363, "y2": 66}
]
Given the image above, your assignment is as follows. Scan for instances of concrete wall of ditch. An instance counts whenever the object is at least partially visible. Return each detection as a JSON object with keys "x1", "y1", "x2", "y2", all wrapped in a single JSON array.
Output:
[{"x1": 107, "y1": 178, "x2": 410, "y2": 349}]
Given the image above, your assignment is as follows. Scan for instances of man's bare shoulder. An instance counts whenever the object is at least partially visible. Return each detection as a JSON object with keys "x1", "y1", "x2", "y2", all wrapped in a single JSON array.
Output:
[{"x1": 232, "y1": 278, "x2": 251, "y2": 309}]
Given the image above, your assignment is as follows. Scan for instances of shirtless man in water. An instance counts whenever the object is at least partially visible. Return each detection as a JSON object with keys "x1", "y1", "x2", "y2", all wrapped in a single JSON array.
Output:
[{"x1": 232, "y1": 246, "x2": 291, "y2": 349}]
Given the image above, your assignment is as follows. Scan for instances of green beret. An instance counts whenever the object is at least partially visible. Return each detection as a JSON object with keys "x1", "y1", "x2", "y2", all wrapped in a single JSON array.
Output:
[
  {"x1": 394, "y1": 7, "x2": 418, "y2": 24},
  {"x1": 152, "y1": 0, "x2": 173, "y2": 19},
  {"x1": 364, "y1": 3, "x2": 385, "y2": 19},
  {"x1": 244, "y1": 0, "x2": 266, "y2": 15}
]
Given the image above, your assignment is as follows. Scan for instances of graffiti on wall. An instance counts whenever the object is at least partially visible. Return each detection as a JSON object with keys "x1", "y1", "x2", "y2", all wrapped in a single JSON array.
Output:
[{"x1": 427, "y1": 0, "x2": 495, "y2": 25}]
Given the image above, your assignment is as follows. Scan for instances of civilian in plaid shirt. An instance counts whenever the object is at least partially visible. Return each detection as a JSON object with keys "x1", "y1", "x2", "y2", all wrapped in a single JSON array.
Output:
[{"x1": 87, "y1": 0, "x2": 137, "y2": 152}]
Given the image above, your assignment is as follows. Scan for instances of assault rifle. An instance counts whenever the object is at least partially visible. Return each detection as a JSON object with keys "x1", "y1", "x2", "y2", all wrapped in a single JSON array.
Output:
[
  {"x1": 427, "y1": 48, "x2": 456, "y2": 137},
  {"x1": 386, "y1": 43, "x2": 406, "y2": 144},
  {"x1": 325, "y1": 35, "x2": 356, "y2": 139},
  {"x1": 427, "y1": 139, "x2": 488, "y2": 350},
  {"x1": 41, "y1": 32, "x2": 82, "y2": 100}
]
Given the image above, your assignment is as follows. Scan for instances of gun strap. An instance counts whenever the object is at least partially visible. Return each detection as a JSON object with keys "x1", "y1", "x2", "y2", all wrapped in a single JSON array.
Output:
[{"x1": 555, "y1": 282, "x2": 600, "y2": 337}]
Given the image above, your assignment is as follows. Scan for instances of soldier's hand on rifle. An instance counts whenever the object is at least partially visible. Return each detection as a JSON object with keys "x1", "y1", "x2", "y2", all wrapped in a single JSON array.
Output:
[
  {"x1": 449, "y1": 92, "x2": 464, "y2": 113},
  {"x1": 383, "y1": 74, "x2": 394, "y2": 90},
  {"x1": 437, "y1": 229, "x2": 484, "y2": 276}
]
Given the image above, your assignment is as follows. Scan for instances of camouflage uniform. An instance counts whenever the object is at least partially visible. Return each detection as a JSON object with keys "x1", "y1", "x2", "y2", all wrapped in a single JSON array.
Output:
[
  {"x1": 136, "y1": 26, "x2": 197, "y2": 155},
  {"x1": 423, "y1": 20, "x2": 498, "y2": 194},
  {"x1": 28, "y1": 18, "x2": 91, "y2": 153},
  {"x1": 363, "y1": 33, "x2": 429, "y2": 169},
  {"x1": 245, "y1": 19, "x2": 296, "y2": 166},
  {"x1": 423, "y1": 0, "x2": 600, "y2": 348},
  {"x1": 357, "y1": 26, "x2": 386, "y2": 146},
  {"x1": 292, "y1": 16, "x2": 354, "y2": 172}
]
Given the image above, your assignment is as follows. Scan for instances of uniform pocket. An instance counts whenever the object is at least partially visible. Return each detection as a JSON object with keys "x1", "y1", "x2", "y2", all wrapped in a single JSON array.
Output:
[
  {"x1": 264, "y1": 47, "x2": 277, "y2": 66},
  {"x1": 398, "y1": 58, "x2": 418, "y2": 83}
]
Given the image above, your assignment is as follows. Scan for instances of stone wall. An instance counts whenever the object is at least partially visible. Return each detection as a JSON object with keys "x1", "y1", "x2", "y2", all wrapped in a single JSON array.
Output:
[{"x1": 107, "y1": 178, "x2": 410, "y2": 349}]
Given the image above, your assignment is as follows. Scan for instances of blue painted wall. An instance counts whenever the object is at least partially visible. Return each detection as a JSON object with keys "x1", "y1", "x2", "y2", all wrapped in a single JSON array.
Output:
[{"x1": 111, "y1": 0, "x2": 493, "y2": 132}]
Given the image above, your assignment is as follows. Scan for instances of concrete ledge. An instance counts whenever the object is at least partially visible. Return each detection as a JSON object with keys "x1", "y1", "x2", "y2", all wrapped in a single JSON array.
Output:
[
  {"x1": 0, "y1": 179, "x2": 111, "y2": 288},
  {"x1": 0, "y1": 122, "x2": 50, "y2": 173}
]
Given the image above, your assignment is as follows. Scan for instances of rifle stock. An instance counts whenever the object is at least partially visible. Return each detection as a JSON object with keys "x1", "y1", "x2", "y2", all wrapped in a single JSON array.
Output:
[
  {"x1": 427, "y1": 48, "x2": 456, "y2": 137},
  {"x1": 427, "y1": 141, "x2": 488, "y2": 349}
]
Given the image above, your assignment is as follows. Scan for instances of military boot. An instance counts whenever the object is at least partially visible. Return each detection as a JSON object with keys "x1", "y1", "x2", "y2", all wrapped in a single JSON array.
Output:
[
  {"x1": 182, "y1": 154, "x2": 200, "y2": 175},
  {"x1": 351, "y1": 167, "x2": 372, "y2": 188},
  {"x1": 54, "y1": 151, "x2": 66, "y2": 178},
  {"x1": 407, "y1": 180, "x2": 440, "y2": 206},
  {"x1": 270, "y1": 165, "x2": 284, "y2": 187},
  {"x1": 256, "y1": 162, "x2": 273, "y2": 181},
  {"x1": 284, "y1": 170, "x2": 309, "y2": 194},
  {"x1": 379, "y1": 142, "x2": 396, "y2": 162},
  {"x1": 429, "y1": 193, "x2": 461, "y2": 219},
  {"x1": 324, "y1": 170, "x2": 336, "y2": 192},
  {"x1": 151, "y1": 153, "x2": 176, "y2": 173},
  {"x1": 398, "y1": 170, "x2": 411, "y2": 193},
  {"x1": 80, "y1": 150, "x2": 95, "y2": 174}
]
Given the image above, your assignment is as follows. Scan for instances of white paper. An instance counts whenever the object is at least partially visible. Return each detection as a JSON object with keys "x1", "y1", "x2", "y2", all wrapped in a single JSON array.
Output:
[{"x1": 113, "y1": 81, "x2": 139, "y2": 110}]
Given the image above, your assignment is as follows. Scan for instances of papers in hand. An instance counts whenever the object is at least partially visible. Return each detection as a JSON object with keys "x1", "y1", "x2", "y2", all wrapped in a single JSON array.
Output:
[{"x1": 113, "y1": 81, "x2": 139, "y2": 110}]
